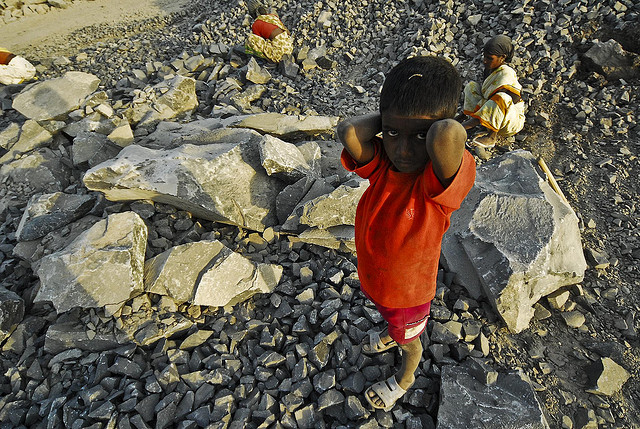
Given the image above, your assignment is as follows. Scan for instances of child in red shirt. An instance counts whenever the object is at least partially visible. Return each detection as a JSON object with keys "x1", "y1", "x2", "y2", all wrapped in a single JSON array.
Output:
[
  {"x1": 337, "y1": 56, "x2": 476, "y2": 411},
  {"x1": 243, "y1": 1, "x2": 293, "y2": 63}
]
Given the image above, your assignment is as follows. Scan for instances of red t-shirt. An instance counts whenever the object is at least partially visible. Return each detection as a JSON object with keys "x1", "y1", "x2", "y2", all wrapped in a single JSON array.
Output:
[{"x1": 341, "y1": 138, "x2": 476, "y2": 308}]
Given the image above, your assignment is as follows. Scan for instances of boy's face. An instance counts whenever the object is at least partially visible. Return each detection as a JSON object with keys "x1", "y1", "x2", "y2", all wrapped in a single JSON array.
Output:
[{"x1": 381, "y1": 112, "x2": 438, "y2": 173}]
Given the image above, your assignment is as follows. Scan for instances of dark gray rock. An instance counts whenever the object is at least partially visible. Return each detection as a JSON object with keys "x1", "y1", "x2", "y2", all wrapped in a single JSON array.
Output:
[
  {"x1": 0, "y1": 287, "x2": 24, "y2": 343},
  {"x1": 16, "y1": 192, "x2": 95, "y2": 241},
  {"x1": 437, "y1": 365, "x2": 549, "y2": 429}
]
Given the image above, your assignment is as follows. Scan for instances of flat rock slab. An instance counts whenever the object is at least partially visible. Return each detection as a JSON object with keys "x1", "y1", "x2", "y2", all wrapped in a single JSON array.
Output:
[
  {"x1": 35, "y1": 212, "x2": 148, "y2": 313},
  {"x1": 83, "y1": 140, "x2": 285, "y2": 232},
  {"x1": 12, "y1": 71, "x2": 100, "y2": 120},
  {"x1": 441, "y1": 150, "x2": 587, "y2": 333},
  {"x1": 16, "y1": 192, "x2": 95, "y2": 241},
  {"x1": 145, "y1": 240, "x2": 283, "y2": 307},
  {"x1": 289, "y1": 225, "x2": 356, "y2": 253},
  {"x1": 437, "y1": 365, "x2": 550, "y2": 429},
  {"x1": 44, "y1": 322, "x2": 124, "y2": 354},
  {"x1": 232, "y1": 113, "x2": 339, "y2": 139}
]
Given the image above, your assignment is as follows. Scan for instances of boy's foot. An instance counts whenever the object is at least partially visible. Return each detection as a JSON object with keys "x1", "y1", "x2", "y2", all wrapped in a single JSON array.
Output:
[
  {"x1": 362, "y1": 330, "x2": 397, "y2": 354},
  {"x1": 365, "y1": 375, "x2": 414, "y2": 411}
]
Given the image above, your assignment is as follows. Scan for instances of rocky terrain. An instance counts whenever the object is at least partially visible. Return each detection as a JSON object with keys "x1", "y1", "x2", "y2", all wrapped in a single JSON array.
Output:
[{"x1": 0, "y1": 0, "x2": 639, "y2": 428}]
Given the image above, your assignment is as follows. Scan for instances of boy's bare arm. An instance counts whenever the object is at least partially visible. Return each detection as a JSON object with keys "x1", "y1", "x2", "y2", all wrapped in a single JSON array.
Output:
[
  {"x1": 426, "y1": 119, "x2": 467, "y2": 188},
  {"x1": 336, "y1": 113, "x2": 381, "y2": 165}
]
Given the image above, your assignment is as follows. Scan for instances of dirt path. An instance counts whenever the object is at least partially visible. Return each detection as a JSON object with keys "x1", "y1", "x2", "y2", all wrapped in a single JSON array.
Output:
[{"x1": 1, "y1": 0, "x2": 190, "y2": 54}]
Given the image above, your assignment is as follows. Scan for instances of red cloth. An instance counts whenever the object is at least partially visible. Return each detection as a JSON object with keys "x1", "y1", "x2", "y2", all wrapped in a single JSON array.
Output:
[
  {"x1": 251, "y1": 16, "x2": 280, "y2": 39},
  {"x1": 367, "y1": 289, "x2": 431, "y2": 344},
  {"x1": 0, "y1": 51, "x2": 15, "y2": 65},
  {"x1": 341, "y1": 138, "x2": 476, "y2": 308}
]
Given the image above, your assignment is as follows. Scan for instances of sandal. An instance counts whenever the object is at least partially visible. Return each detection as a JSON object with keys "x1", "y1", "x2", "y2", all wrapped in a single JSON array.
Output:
[
  {"x1": 365, "y1": 375, "x2": 411, "y2": 411},
  {"x1": 362, "y1": 331, "x2": 397, "y2": 355},
  {"x1": 468, "y1": 132, "x2": 496, "y2": 149}
]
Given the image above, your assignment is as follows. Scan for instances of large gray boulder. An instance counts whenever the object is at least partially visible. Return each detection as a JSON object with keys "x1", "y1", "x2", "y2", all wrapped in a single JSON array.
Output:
[
  {"x1": 83, "y1": 139, "x2": 285, "y2": 232},
  {"x1": 11, "y1": 71, "x2": 100, "y2": 120},
  {"x1": 294, "y1": 180, "x2": 367, "y2": 230},
  {"x1": 437, "y1": 364, "x2": 550, "y2": 429},
  {"x1": 281, "y1": 178, "x2": 365, "y2": 253},
  {"x1": 441, "y1": 150, "x2": 587, "y2": 333},
  {"x1": 16, "y1": 192, "x2": 95, "y2": 241},
  {"x1": 145, "y1": 240, "x2": 283, "y2": 307},
  {"x1": 35, "y1": 212, "x2": 148, "y2": 313}
]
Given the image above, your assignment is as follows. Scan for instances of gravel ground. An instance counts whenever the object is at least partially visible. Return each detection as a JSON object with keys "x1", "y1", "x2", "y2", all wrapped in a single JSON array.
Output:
[{"x1": 1, "y1": 0, "x2": 639, "y2": 428}]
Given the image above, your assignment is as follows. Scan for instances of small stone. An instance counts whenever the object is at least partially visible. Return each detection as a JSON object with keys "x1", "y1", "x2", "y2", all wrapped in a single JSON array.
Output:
[
  {"x1": 586, "y1": 358, "x2": 630, "y2": 396},
  {"x1": 547, "y1": 289, "x2": 570, "y2": 310},
  {"x1": 561, "y1": 311, "x2": 585, "y2": 328},
  {"x1": 533, "y1": 303, "x2": 552, "y2": 320},
  {"x1": 430, "y1": 321, "x2": 462, "y2": 345},
  {"x1": 584, "y1": 247, "x2": 610, "y2": 269}
]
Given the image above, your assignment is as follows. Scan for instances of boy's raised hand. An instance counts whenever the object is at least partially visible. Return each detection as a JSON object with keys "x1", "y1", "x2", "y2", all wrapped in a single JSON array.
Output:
[
  {"x1": 426, "y1": 119, "x2": 467, "y2": 188},
  {"x1": 336, "y1": 113, "x2": 382, "y2": 166}
]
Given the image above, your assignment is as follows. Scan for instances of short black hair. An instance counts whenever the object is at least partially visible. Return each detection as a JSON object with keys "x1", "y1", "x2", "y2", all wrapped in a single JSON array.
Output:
[{"x1": 379, "y1": 56, "x2": 461, "y2": 119}]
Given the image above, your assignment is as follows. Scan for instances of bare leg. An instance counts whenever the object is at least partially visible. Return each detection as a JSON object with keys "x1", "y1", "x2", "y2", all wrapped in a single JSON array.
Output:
[
  {"x1": 366, "y1": 336, "x2": 422, "y2": 406},
  {"x1": 396, "y1": 337, "x2": 422, "y2": 389}
]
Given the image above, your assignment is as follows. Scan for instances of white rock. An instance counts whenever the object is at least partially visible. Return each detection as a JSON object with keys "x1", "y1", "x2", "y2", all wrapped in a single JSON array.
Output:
[{"x1": 35, "y1": 212, "x2": 148, "y2": 313}]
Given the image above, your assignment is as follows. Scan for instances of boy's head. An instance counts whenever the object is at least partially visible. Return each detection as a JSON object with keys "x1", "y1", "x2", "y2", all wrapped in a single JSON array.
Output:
[
  {"x1": 379, "y1": 56, "x2": 461, "y2": 119},
  {"x1": 378, "y1": 56, "x2": 462, "y2": 173}
]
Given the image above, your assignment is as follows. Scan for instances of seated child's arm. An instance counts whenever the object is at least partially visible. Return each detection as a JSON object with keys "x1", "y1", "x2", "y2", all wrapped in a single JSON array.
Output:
[
  {"x1": 336, "y1": 113, "x2": 381, "y2": 165},
  {"x1": 426, "y1": 119, "x2": 467, "y2": 188}
]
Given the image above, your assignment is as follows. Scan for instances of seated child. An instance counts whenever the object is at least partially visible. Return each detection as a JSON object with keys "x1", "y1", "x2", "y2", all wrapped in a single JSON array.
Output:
[
  {"x1": 243, "y1": 0, "x2": 293, "y2": 63},
  {"x1": 461, "y1": 35, "x2": 526, "y2": 148},
  {"x1": 337, "y1": 56, "x2": 476, "y2": 411},
  {"x1": 0, "y1": 47, "x2": 36, "y2": 85}
]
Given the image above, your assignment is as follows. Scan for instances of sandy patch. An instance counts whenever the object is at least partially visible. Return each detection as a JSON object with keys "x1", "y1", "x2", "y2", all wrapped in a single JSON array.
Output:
[{"x1": 1, "y1": 0, "x2": 190, "y2": 53}]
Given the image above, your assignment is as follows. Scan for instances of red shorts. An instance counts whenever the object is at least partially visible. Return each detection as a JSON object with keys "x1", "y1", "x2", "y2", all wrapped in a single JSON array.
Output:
[{"x1": 367, "y1": 294, "x2": 431, "y2": 345}]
